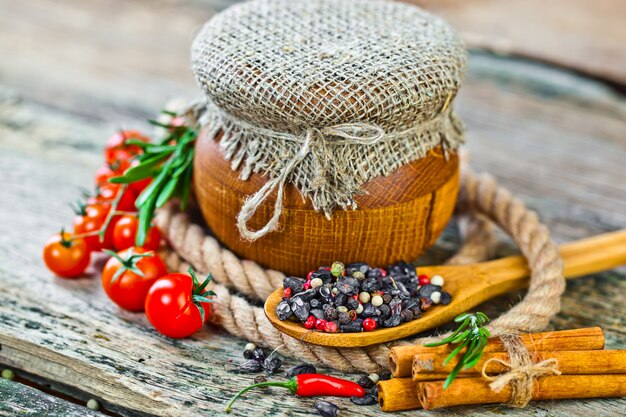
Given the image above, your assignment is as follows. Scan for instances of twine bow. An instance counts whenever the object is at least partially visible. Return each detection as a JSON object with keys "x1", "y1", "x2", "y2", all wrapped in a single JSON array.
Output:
[
  {"x1": 236, "y1": 122, "x2": 385, "y2": 241},
  {"x1": 481, "y1": 336, "x2": 562, "y2": 407}
]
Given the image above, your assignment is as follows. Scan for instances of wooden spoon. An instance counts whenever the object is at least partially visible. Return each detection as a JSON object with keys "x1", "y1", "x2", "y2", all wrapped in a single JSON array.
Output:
[{"x1": 264, "y1": 230, "x2": 626, "y2": 348}]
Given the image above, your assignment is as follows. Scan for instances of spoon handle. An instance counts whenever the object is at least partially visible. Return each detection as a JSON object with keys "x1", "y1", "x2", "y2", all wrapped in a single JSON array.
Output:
[{"x1": 478, "y1": 229, "x2": 626, "y2": 291}]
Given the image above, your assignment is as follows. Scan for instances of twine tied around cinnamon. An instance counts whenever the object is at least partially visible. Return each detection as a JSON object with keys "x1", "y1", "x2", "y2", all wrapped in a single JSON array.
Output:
[{"x1": 481, "y1": 335, "x2": 562, "y2": 407}]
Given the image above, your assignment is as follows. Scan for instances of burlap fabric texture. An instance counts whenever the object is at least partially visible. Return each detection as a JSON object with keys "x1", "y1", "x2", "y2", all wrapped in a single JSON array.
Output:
[{"x1": 191, "y1": 0, "x2": 467, "y2": 240}]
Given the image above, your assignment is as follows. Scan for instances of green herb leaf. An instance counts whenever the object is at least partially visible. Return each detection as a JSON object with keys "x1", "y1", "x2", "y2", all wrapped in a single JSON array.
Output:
[
  {"x1": 156, "y1": 176, "x2": 179, "y2": 208},
  {"x1": 425, "y1": 312, "x2": 490, "y2": 389}
]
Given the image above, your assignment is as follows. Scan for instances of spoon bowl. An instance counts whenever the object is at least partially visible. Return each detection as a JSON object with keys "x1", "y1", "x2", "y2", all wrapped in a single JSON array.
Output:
[{"x1": 264, "y1": 230, "x2": 626, "y2": 347}]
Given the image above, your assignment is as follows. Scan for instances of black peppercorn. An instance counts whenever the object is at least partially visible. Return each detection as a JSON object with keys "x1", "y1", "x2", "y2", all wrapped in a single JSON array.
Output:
[
  {"x1": 238, "y1": 359, "x2": 262, "y2": 373},
  {"x1": 336, "y1": 277, "x2": 359, "y2": 295},
  {"x1": 357, "y1": 374, "x2": 376, "y2": 389},
  {"x1": 251, "y1": 347, "x2": 266, "y2": 362},
  {"x1": 351, "y1": 394, "x2": 378, "y2": 405},
  {"x1": 419, "y1": 284, "x2": 441, "y2": 298},
  {"x1": 276, "y1": 300, "x2": 293, "y2": 321},
  {"x1": 338, "y1": 312, "x2": 351, "y2": 324},
  {"x1": 400, "y1": 309, "x2": 414, "y2": 322},
  {"x1": 283, "y1": 277, "x2": 306, "y2": 293},
  {"x1": 310, "y1": 308, "x2": 325, "y2": 320},
  {"x1": 263, "y1": 355, "x2": 283, "y2": 375},
  {"x1": 383, "y1": 315, "x2": 401, "y2": 328},
  {"x1": 346, "y1": 298, "x2": 359, "y2": 310},
  {"x1": 325, "y1": 307, "x2": 338, "y2": 321},
  {"x1": 286, "y1": 363, "x2": 317, "y2": 378},
  {"x1": 440, "y1": 291, "x2": 452, "y2": 305},
  {"x1": 290, "y1": 297, "x2": 310, "y2": 322},
  {"x1": 315, "y1": 400, "x2": 340, "y2": 417}
]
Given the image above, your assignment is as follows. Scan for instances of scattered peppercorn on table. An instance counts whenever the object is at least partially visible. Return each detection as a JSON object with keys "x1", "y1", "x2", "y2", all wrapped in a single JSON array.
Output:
[{"x1": 1, "y1": 0, "x2": 625, "y2": 416}]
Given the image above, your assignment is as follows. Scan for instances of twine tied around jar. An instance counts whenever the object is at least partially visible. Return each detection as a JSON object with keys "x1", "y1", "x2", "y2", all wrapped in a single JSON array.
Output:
[
  {"x1": 234, "y1": 120, "x2": 385, "y2": 241},
  {"x1": 481, "y1": 335, "x2": 562, "y2": 407}
]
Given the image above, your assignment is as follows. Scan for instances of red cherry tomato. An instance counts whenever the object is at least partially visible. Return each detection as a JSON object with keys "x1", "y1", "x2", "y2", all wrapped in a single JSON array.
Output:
[
  {"x1": 102, "y1": 247, "x2": 167, "y2": 312},
  {"x1": 94, "y1": 183, "x2": 137, "y2": 212},
  {"x1": 104, "y1": 130, "x2": 149, "y2": 165},
  {"x1": 43, "y1": 232, "x2": 91, "y2": 278},
  {"x1": 145, "y1": 270, "x2": 214, "y2": 338},
  {"x1": 73, "y1": 202, "x2": 115, "y2": 251},
  {"x1": 95, "y1": 160, "x2": 130, "y2": 186},
  {"x1": 112, "y1": 214, "x2": 161, "y2": 251},
  {"x1": 95, "y1": 164, "x2": 115, "y2": 186}
]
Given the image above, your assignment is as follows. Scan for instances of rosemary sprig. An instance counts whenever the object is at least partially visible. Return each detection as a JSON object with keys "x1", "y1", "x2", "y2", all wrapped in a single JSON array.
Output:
[
  {"x1": 110, "y1": 114, "x2": 198, "y2": 246},
  {"x1": 424, "y1": 312, "x2": 490, "y2": 389}
]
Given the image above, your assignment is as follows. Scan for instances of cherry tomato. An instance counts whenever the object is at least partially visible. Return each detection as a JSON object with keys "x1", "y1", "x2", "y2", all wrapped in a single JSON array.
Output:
[
  {"x1": 95, "y1": 160, "x2": 130, "y2": 186},
  {"x1": 102, "y1": 247, "x2": 167, "y2": 312},
  {"x1": 73, "y1": 202, "x2": 115, "y2": 251},
  {"x1": 93, "y1": 183, "x2": 137, "y2": 212},
  {"x1": 113, "y1": 214, "x2": 161, "y2": 251},
  {"x1": 104, "y1": 130, "x2": 150, "y2": 165},
  {"x1": 145, "y1": 270, "x2": 215, "y2": 338},
  {"x1": 43, "y1": 232, "x2": 91, "y2": 278}
]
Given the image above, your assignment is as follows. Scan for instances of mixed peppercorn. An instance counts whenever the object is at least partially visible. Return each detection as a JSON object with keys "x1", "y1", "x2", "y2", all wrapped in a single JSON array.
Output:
[{"x1": 276, "y1": 261, "x2": 452, "y2": 333}]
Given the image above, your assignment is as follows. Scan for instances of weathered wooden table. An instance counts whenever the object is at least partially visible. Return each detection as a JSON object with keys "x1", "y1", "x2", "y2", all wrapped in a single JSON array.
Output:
[{"x1": 1, "y1": 0, "x2": 625, "y2": 416}]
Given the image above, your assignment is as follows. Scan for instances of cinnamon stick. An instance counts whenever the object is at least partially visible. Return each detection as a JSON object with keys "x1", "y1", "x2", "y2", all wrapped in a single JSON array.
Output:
[
  {"x1": 418, "y1": 374, "x2": 626, "y2": 410},
  {"x1": 377, "y1": 378, "x2": 421, "y2": 412},
  {"x1": 413, "y1": 350, "x2": 626, "y2": 378},
  {"x1": 389, "y1": 327, "x2": 604, "y2": 377}
]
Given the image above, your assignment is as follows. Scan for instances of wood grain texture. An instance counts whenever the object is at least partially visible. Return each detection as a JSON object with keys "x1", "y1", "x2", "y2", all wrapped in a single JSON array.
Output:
[
  {"x1": 0, "y1": 0, "x2": 625, "y2": 416},
  {"x1": 194, "y1": 134, "x2": 459, "y2": 276},
  {"x1": 407, "y1": 0, "x2": 626, "y2": 85},
  {"x1": 264, "y1": 231, "x2": 626, "y2": 347},
  {"x1": 0, "y1": 378, "x2": 102, "y2": 417}
]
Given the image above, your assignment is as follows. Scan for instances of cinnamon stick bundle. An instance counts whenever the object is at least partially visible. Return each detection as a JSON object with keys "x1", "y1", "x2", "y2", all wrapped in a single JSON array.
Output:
[
  {"x1": 417, "y1": 374, "x2": 626, "y2": 410},
  {"x1": 413, "y1": 349, "x2": 626, "y2": 378},
  {"x1": 389, "y1": 327, "x2": 604, "y2": 377},
  {"x1": 377, "y1": 377, "x2": 420, "y2": 412}
]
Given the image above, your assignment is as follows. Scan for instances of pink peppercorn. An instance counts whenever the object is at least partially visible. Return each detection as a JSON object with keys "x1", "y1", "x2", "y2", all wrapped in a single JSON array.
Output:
[
  {"x1": 283, "y1": 287, "x2": 292, "y2": 298},
  {"x1": 324, "y1": 321, "x2": 338, "y2": 333},
  {"x1": 418, "y1": 274, "x2": 430, "y2": 286},
  {"x1": 303, "y1": 281, "x2": 312, "y2": 290},
  {"x1": 304, "y1": 315, "x2": 316, "y2": 329},
  {"x1": 362, "y1": 318, "x2": 377, "y2": 331},
  {"x1": 315, "y1": 319, "x2": 327, "y2": 331}
]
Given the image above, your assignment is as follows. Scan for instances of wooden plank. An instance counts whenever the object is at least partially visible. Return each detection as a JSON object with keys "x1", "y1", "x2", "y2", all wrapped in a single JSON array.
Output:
[
  {"x1": 1, "y1": 52, "x2": 625, "y2": 416},
  {"x1": 0, "y1": 0, "x2": 624, "y2": 416},
  {"x1": 0, "y1": 378, "x2": 102, "y2": 417},
  {"x1": 409, "y1": 0, "x2": 626, "y2": 85}
]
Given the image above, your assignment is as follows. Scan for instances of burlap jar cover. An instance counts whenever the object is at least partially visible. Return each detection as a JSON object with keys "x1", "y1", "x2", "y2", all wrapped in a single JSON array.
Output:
[{"x1": 191, "y1": 0, "x2": 467, "y2": 240}]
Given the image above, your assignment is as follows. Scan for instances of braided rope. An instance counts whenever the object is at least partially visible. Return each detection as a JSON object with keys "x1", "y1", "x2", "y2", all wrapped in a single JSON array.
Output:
[{"x1": 156, "y1": 167, "x2": 564, "y2": 373}]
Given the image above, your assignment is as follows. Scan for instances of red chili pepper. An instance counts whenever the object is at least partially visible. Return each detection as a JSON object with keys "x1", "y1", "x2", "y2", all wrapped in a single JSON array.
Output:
[{"x1": 225, "y1": 373, "x2": 365, "y2": 412}]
